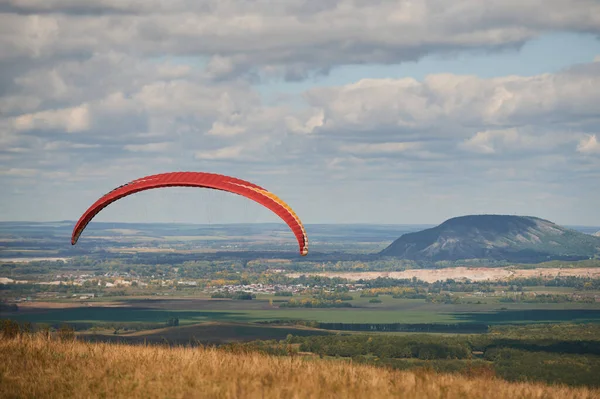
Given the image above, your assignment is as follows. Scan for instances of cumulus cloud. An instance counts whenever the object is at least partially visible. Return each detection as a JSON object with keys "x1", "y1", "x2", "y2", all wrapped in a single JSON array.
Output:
[
  {"x1": 577, "y1": 134, "x2": 600, "y2": 154},
  {"x1": 13, "y1": 104, "x2": 90, "y2": 132},
  {"x1": 1, "y1": 1, "x2": 600, "y2": 224},
  {"x1": 340, "y1": 142, "x2": 421, "y2": 155},
  {"x1": 460, "y1": 130, "x2": 504, "y2": 154},
  {"x1": 207, "y1": 122, "x2": 246, "y2": 137},
  {"x1": 2, "y1": 1, "x2": 600, "y2": 78},
  {"x1": 326, "y1": 156, "x2": 366, "y2": 172},
  {"x1": 3, "y1": 59, "x2": 599, "y2": 193},
  {"x1": 124, "y1": 142, "x2": 172, "y2": 152},
  {"x1": 194, "y1": 146, "x2": 244, "y2": 161},
  {"x1": 457, "y1": 128, "x2": 568, "y2": 154},
  {"x1": 285, "y1": 109, "x2": 325, "y2": 135},
  {"x1": 303, "y1": 64, "x2": 600, "y2": 135}
]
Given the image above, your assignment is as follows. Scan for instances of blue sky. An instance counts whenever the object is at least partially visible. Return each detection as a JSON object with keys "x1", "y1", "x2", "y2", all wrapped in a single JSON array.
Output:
[
  {"x1": 259, "y1": 32, "x2": 600, "y2": 102},
  {"x1": 1, "y1": 1, "x2": 600, "y2": 227}
]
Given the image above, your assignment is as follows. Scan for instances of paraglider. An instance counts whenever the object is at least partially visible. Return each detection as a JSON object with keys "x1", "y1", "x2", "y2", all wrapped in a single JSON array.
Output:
[{"x1": 71, "y1": 172, "x2": 308, "y2": 256}]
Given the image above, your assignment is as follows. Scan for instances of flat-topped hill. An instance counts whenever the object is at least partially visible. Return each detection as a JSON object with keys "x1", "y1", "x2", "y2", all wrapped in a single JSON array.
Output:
[{"x1": 380, "y1": 215, "x2": 600, "y2": 263}]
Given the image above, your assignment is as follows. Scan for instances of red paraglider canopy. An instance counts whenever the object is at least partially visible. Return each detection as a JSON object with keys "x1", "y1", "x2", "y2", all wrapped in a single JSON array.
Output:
[{"x1": 71, "y1": 172, "x2": 308, "y2": 256}]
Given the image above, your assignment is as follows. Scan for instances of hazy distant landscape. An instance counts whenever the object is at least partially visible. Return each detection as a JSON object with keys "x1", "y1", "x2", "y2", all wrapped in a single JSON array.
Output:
[
  {"x1": 0, "y1": 220, "x2": 429, "y2": 257},
  {"x1": 2, "y1": 215, "x2": 598, "y2": 262},
  {"x1": 3, "y1": 217, "x2": 600, "y2": 390}
]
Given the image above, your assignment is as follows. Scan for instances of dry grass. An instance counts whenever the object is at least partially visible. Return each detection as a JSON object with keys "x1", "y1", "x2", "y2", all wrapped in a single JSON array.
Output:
[{"x1": 2, "y1": 335, "x2": 600, "y2": 399}]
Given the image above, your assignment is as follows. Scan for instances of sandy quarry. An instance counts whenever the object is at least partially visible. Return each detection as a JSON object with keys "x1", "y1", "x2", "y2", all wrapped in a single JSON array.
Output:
[
  {"x1": 1, "y1": 257, "x2": 71, "y2": 263},
  {"x1": 286, "y1": 267, "x2": 600, "y2": 283}
]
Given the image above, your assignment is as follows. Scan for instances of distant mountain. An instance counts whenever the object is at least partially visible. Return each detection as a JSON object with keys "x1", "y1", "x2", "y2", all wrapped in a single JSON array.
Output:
[{"x1": 380, "y1": 215, "x2": 600, "y2": 263}]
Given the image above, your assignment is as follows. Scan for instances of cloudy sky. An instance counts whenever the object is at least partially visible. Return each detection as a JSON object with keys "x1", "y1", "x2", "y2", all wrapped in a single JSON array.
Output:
[{"x1": 1, "y1": 0, "x2": 600, "y2": 227}]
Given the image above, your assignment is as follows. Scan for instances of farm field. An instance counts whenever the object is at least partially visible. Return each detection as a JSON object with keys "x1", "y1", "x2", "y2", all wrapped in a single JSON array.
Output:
[
  {"x1": 80, "y1": 321, "x2": 334, "y2": 345},
  {"x1": 6, "y1": 296, "x2": 600, "y2": 330}
]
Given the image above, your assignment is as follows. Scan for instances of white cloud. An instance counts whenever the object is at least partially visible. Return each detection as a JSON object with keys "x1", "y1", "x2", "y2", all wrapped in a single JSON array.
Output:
[
  {"x1": 43, "y1": 141, "x2": 100, "y2": 150},
  {"x1": 302, "y1": 64, "x2": 600, "y2": 135},
  {"x1": 459, "y1": 129, "x2": 520, "y2": 154},
  {"x1": 284, "y1": 109, "x2": 325, "y2": 135},
  {"x1": 13, "y1": 104, "x2": 90, "y2": 132},
  {"x1": 1, "y1": 3, "x2": 600, "y2": 224},
  {"x1": 0, "y1": 95, "x2": 42, "y2": 115},
  {"x1": 41, "y1": 171, "x2": 71, "y2": 179},
  {"x1": 207, "y1": 122, "x2": 246, "y2": 137},
  {"x1": 124, "y1": 142, "x2": 172, "y2": 152},
  {"x1": 306, "y1": 78, "x2": 429, "y2": 130},
  {"x1": 577, "y1": 134, "x2": 600, "y2": 154},
  {"x1": 204, "y1": 55, "x2": 239, "y2": 80},
  {"x1": 0, "y1": 168, "x2": 38, "y2": 177},
  {"x1": 68, "y1": 160, "x2": 151, "y2": 181},
  {"x1": 340, "y1": 142, "x2": 421, "y2": 155},
  {"x1": 132, "y1": 81, "x2": 257, "y2": 120},
  {"x1": 2, "y1": 1, "x2": 600, "y2": 77},
  {"x1": 194, "y1": 146, "x2": 244, "y2": 160},
  {"x1": 97, "y1": 91, "x2": 143, "y2": 114},
  {"x1": 157, "y1": 64, "x2": 192, "y2": 79},
  {"x1": 326, "y1": 156, "x2": 366, "y2": 171},
  {"x1": 0, "y1": 13, "x2": 60, "y2": 60}
]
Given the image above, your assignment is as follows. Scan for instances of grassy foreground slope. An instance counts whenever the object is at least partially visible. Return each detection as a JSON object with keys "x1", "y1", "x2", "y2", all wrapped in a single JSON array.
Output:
[{"x1": 2, "y1": 336, "x2": 599, "y2": 399}]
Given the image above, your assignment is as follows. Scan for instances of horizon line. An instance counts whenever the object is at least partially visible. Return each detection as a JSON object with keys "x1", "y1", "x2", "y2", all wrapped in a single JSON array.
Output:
[{"x1": 0, "y1": 220, "x2": 599, "y2": 228}]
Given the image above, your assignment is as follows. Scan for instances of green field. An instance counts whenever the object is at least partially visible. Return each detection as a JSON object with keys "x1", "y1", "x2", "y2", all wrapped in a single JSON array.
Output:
[
  {"x1": 6, "y1": 306, "x2": 457, "y2": 325},
  {"x1": 80, "y1": 321, "x2": 334, "y2": 345},
  {"x1": 6, "y1": 296, "x2": 600, "y2": 327}
]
